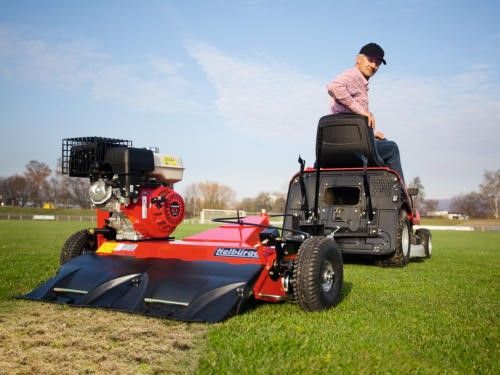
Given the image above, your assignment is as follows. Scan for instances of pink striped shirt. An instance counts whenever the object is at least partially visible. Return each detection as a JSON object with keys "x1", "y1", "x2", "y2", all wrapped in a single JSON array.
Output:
[{"x1": 326, "y1": 67, "x2": 369, "y2": 114}]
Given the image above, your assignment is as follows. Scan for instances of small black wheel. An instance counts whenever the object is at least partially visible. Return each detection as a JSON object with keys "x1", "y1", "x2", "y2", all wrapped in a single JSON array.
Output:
[
  {"x1": 376, "y1": 210, "x2": 411, "y2": 267},
  {"x1": 415, "y1": 228, "x2": 432, "y2": 258},
  {"x1": 60, "y1": 230, "x2": 97, "y2": 265},
  {"x1": 293, "y1": 236, "x2": 343, "y2": 312}
]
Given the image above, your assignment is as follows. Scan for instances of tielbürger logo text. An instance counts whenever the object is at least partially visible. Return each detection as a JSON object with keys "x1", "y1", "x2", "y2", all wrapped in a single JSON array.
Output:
[{"x1": 214, "y1": 248, "x2": 258, "y2": 258}]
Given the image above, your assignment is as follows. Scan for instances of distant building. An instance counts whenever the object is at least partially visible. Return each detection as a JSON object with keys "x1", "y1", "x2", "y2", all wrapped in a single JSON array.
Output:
[
  {"x1": 427, "y1": 210, "x2": 448, "y2": 217},
  {"x1": 427, "y1": 210, "x2": 469, "y2": 220},
  {"x1": 447, "y1": 212, "x2": 469, "y2": 220}
]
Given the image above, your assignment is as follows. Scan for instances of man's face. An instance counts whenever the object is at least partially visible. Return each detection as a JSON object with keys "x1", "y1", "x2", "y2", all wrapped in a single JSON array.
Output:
[{"x1": 356, "y1": 54, "x2": 382, "y2": 79}]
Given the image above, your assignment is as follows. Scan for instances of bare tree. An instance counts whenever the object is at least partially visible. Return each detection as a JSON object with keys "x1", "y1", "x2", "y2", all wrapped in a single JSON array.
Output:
[
  {"x1": 47, "y1": 176, "x2": 60, "y2": 206},
  {"x1": 421, "y1": 199, "x2": 439, "y2": 216},
  {"x1": 253, "y1": 192, "x2": 274, "y2": 212},
  {"x1": 479, "y1": 170, "x2": 500, "y2": 219},
  {"x1": 65, "y1": 178, "x2": 91, "y2": 208},
  {"x1": 450, "y1": 192, "x2": 490, "y2": 218},
  {"x1": 52, "y1": 158, "x2": 91, "y2": 208},
  {"x1": 4, "y1": 175, "x2": 30, "y2": 206},
  {"x1": 183, "y1": 183, "x2": 202, "y2": 218},
  {"x1": 238, "y1": 191, "x2": 286, "y2": 213},
  {"x1": 0, "y1": 177, "x2": 5, "y2": 205},
  {"x1": 183, "y1": 181, "x2": 236, "y2": 213},
  {"x1": 198, "y1": 181, "x2": 236, "y2": 209},
  {"x1": 271, "y1": 194, "x2": 286, "y2": 213},
  {"x1": 24, "y1": 160, "x2": 52, "y2": 207},
  {"x1": 237, "y1": 197, "x2": 256, "y2": 212},
  {"x1": 56, "y1": 176, "x2": 73, "y2": 208}
]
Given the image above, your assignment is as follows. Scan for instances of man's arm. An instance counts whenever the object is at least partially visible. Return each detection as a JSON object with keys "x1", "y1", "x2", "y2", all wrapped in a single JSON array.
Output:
[
  {"x1": 327, "y1": 81, "x2": 376, "y2": 128},
  {"x1": 327, "y1": 82, "x2": 365, "y2": 114}
]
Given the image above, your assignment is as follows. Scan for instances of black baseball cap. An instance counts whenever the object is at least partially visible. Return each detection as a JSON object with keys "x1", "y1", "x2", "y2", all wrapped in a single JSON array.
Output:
[{"x1": 359, "y1": 43, "x2": 386, "y2": 65}]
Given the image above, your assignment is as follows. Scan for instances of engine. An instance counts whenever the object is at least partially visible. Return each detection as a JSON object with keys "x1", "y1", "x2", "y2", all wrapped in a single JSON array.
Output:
[{"x1": 62, "y1": 137, "x2": 185, "y2": 240}]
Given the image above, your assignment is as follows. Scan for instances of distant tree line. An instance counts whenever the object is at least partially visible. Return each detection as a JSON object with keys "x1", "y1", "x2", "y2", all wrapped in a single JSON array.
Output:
[
  {"x1": 0, "y1": 161, "x2": 286, "y2": 214},
  {"x1": 0, "y1": 160, "x2": 91, "y2": 208},
  {"x1": 1, "y1": 161, "x2": 498, "y2": 219},
  {"x1": 449, "y1": 170, "x2": 499, "y2": 219},
  {"x1": 408, "y1": 170, "x2": 499, "y2": 219},
  {"x1": 183, "y1": 181, "x2": 286, "y2": 218}
]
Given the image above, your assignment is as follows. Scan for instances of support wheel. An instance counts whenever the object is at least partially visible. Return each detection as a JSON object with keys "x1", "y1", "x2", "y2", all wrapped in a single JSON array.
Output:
[
  {"x1": 376, "y1": 210, "x2": 411, "y2": 267},
  {"x1": 293, "y1": 237, "x2": 343, "y2": 312},
  {"x1": 60, "y1": 230, "x2": 97, "y2": 265},
  {"x1": 416, "y1": 228, "x2": 432, "y2": 258}
]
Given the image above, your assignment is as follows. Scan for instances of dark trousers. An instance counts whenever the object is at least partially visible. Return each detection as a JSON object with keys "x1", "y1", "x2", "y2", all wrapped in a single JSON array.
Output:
[{"x1": 375, "y1": 139, "x2": 404, "y2": 182}]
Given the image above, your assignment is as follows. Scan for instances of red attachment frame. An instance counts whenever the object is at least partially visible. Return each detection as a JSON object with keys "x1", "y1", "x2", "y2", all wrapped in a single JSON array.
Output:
[{"x1": 94, "y1": 212, "x2": 286, "y2": 302}]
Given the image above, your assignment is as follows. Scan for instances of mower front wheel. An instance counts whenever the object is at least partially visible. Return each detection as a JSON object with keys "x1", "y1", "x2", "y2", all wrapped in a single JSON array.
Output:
[
  {"x1": 416, "y1": 228, "x2": 432, "y2": 258},
  {"x1": 60, "y1": 230, "x2": 97, "y2": 265},
  {"x1": 293, "y1": 237, "x2": 343, "y2": 312}
]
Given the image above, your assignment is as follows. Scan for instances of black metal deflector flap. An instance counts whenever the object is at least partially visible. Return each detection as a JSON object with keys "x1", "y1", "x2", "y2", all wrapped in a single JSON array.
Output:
[{"x1": 20, "y1": 254, "x2": 263, "y2": 323}]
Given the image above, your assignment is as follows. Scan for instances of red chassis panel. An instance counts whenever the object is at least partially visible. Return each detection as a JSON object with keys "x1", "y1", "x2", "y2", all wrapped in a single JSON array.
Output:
[{"x1": 95, "y1": 212, "x2": 286, "y2": 303}]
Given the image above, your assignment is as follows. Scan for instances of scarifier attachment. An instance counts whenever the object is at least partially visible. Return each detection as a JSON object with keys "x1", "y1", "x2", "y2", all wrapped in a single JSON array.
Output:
[
  {"x1": 21, "y1": 138, "x2": 279, "y2": 322},
  {"x1": 21, "y1": 254, "x2": 263, "y2": 322}
]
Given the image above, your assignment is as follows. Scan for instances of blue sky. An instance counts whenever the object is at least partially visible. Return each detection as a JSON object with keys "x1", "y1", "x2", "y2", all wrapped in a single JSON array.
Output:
[{"x1": 1, "y1": 0, "x2": 499, "y2": 200}]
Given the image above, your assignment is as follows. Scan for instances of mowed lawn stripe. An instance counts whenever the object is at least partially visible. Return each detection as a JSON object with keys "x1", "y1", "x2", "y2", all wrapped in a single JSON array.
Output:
[{"x1": 0, "y1": 221, "x2": 212, "y2": 374}]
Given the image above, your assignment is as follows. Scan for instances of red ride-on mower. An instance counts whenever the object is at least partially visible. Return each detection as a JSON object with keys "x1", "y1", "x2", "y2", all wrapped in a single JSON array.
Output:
[
  {"x1": 22, "y1": 136, "x2": 344, "y2": 322},
  {"x1": 282, "y1": 113, "x2": 432, "y2": 266}
]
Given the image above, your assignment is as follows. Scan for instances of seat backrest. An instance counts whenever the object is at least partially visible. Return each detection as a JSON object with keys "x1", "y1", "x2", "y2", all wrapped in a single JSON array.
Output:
[{"x1": 316, "y1": 113, "x2": 385, "y2": 168}]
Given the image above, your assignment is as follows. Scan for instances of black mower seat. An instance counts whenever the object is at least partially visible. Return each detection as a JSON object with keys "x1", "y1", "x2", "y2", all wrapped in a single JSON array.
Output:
[{"x1": 316, "y1": 113, "x2": 386, "y2": 169}]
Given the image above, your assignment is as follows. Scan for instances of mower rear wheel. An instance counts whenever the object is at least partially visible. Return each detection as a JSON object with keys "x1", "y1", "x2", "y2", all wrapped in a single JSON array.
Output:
[
  {"x1": 375, "y1": 210, "x2": 411, "y2": 267},
  {"x1": 60, "y1": 230, "x2": 97, "y2": 265},
  {"x1": 293, "y1": 237, "x2": 343, "y2": 312},
  {"x1": 416, "y1": 228, "x2": 432, "y2": 258}
]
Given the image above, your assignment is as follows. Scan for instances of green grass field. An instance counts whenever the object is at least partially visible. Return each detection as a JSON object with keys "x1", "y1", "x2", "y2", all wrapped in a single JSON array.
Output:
[
  {"x1": 0, "y1": 206, "x2": 95, "y2": 216},
  {"x1": 0, "y1": 221, "x2": 214, "y2": 301},
  {"x1": 0, "y1": 221, "x2": 498, "y2": 374}
]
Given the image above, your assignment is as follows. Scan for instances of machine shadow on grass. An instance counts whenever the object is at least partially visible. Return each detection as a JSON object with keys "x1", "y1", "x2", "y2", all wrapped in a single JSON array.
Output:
[{"x1": 236, "y1": 281, "x2": 354, "y2": 318}]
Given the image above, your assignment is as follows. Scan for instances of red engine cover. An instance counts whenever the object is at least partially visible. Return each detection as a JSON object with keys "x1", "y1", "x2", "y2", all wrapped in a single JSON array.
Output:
[{"x1": 122, "y1": 186, "x2": 185, "y2": 238}]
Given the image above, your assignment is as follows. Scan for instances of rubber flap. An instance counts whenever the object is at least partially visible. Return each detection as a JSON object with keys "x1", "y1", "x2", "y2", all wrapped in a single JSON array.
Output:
[{"x1": 20, "y1": 254, "x2": 263, "y2": 322}]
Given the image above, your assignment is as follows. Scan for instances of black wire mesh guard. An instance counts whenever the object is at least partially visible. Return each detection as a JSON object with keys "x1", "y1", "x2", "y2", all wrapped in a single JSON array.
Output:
[{"x1": 61, "y1": 137, "x2": 132, "y2": 177}]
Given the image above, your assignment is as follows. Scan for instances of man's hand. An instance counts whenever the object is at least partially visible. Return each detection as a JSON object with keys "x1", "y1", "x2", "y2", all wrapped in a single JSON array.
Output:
[
  {"x1": 374, "y1": 129, "x2": 385, "y2": 139},
  {"x1": 362, "y1": 111, "x2": 376, "y2": 128}
]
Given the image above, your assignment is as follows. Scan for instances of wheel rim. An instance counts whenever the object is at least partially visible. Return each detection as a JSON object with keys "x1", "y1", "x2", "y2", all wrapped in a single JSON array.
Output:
[
  {"x1": 321, "y1": 260, "x2": 335, "y2": 293},
  {"x1": 401, "y1": 224, "x2": 410, "y2": 258},
  {"x1": 428, "y1": 237, "x2": 433, "y2": 256}
]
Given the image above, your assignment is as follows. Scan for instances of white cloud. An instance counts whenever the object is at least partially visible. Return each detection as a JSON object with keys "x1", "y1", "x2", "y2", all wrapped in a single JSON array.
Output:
[
  {"x1": 89, "y1": 60, "x2": 204, "y2": 114},
  {"x1": 0, "y1": 26, "x2": 106, "y2": 87},
  {"x1": 0, "y1": 25, "x2": 203, "y2": 114},
  {"x1": 372, "y1": 69, "x2": 500, "y2": 197},
  {"x1": 188, "y1": 42, "x2": 327, "y2": 141}
]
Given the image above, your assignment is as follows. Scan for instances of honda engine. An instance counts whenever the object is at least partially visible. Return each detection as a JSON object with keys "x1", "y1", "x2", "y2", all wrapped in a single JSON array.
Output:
[{"x1": 62, "y1": 137, "x2": 185, "y2": 240}]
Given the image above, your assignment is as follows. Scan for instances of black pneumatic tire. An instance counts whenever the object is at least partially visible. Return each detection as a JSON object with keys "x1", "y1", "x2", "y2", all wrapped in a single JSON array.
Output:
[
  {"x1": 60, "y1": 230, "x2": 97, "y2": 265},
  {"x1": 376, "y1": 210, "x2": 411, "y2": 267},
  {"x1": 293, "y1": 237, "x2": 343, "y2": 312},
  {"x1": 415, "y1": 228, "x2": 432, "y2": 258}
]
